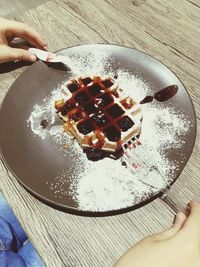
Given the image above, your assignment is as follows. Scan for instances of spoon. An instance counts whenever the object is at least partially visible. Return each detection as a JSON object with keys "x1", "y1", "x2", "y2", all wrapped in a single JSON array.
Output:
[{"x1": 28, "y1": 48, "x2": 70, "y2": 70}]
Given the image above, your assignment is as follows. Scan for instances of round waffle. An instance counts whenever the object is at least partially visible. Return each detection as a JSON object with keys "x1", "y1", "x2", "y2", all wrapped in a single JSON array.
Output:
[{"x1": 55, "y1": 76, "x2": 142, "y2": 152}]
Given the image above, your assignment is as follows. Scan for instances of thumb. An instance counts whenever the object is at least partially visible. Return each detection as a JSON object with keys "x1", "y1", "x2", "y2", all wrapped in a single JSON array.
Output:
[
  {"x1": 153, "y1": 211, "x2": 187, "y2": 241},
  {"x1": 1, "y1": 46, "x2": 37, "y2": 63},
  {"x1": 181, "y1": 200, "x2": 200, "y2": 240}
]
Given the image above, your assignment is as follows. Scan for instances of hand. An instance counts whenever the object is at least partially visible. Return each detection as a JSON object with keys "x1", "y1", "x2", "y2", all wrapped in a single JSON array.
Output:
[
  {"x1": 115, "y1": 200, "x2": 200, "y2": 267},
  {"x1": 0, "y1": 17, "x2": 47, "y2": 63}
]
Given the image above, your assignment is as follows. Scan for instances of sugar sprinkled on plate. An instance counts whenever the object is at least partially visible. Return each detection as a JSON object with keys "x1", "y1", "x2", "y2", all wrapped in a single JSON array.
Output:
[{"x1": 28, "y1": 50, "x2": 191, "y2": 212}]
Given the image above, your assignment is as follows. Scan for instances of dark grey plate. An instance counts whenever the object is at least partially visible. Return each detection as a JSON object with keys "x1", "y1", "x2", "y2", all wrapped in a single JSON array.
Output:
[{"x1": 0, "y1": 44, "x2": 196, "y2": 216}]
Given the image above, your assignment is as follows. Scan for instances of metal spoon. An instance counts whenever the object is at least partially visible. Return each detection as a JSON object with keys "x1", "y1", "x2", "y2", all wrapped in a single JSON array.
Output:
[{"x1": 28, "y1": 48, "x2": 70, "y2": 70}]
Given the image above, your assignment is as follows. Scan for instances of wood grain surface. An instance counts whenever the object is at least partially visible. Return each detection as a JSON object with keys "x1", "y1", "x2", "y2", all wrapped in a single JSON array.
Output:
[
  {"x1": 0, "y1": 0, "x2": 48, "y2": 18},
  {"x1": 0, "y1": 0, "x2": 200, "y2": 266}
]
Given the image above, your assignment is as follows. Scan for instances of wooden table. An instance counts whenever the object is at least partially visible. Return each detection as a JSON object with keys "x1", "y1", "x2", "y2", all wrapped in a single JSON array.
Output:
[{"x1": 0, "y1": 0, "x2": 199, "y2": 266}]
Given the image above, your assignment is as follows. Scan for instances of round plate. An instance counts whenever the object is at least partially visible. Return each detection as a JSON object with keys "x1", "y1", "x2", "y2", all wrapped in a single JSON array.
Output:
[{"x1": 0, "y1": 44, "x2": 196, "y2": 216}]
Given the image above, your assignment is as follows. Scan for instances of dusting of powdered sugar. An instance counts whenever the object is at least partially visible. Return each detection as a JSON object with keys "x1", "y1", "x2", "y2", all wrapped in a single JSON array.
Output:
[
  {"x1": 28, "y1": 49, "x2": 192, "y2": 212},
  {"x1": 63, "y1": 50, "x2": 112, "y2": 78},
  {"x1": 27, "y1": 83, "x2": 70, "y2": 140},
  {"x1": 67, "y1": 102, "x2": 190, "y2": 211}
]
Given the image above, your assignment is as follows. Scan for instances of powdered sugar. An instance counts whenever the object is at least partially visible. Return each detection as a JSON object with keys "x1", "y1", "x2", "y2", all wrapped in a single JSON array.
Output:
[
  {"x1": 28, "y1": 49, "x2": 192, "y2": 212},
  {"x1": 27, "y1": 84, "x2": 70, "y2": 140},
  {"x1": 63, "y1": 50, "x2": 112, "y2": 78},
  {"x1": 141, "y1": 104, "x2": 190, "y2": 151},
  {"x1": 67, "y1": 103, "x2": 190, "y2": 211}
]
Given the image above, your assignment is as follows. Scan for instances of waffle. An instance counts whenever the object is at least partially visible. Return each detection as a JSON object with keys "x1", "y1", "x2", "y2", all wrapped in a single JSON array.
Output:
[{"x1": 55, "y1": 76, "x2": 142, "y2": 152}]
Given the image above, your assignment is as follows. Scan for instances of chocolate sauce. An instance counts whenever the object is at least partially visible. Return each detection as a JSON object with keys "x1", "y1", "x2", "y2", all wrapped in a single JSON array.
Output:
[
  {"x1": 103, "y1": 125, "x2": 121, "y2": 142},
  {"x1": 92, "y1": 114, "x2": 109, "y2": 127},
  {"x1": 140, "y1": 85, "x2": 178, "y2": 104},
  {"x1": 58, "y1": 77, "x2": 140, "y2": 161},
  {"x1": 77, "y1": 120, "x2": 94, "y2": 135},
  {"x1": 40, "y1": 119, "x2": 48, "y2": 129},
  {"x1": 140, "y1": 95, "x2": 154, "y2": 104},
  {"x1": 117, "y1": 116, "x2": 134, "y2": 132},
  {"x1": 121, "y1": 98, "x2": 133, "y2": 109},
  {"x1": 83, "y1": 102, "x2": 98, "y2": 114},
  {"x1": 60, "y1": 100, "x2": 75, "y2": 116},
  {"x1": 75, "y1": 91, "x2": 90, "y2": 105},
  {"x1": 154, "y1": 85, "x2": 178, "y2": 102},
  {"x1": 107, "y1": 104, "x2": 125, "y2": 119},
  {"x1": 112, "y1": 90, "x2": 119, "y2": 98},
  {"x1": 83, "y1": 147, "x2": 124, "y2": 161},
  {"x1": 88, "y1": 83, "x2": 101, "y2": 96},
  {"x1": 81, "y1": 77, "x2": 92, "y2": 85},
  {"x1": 67, "y1": 82, "x2": 80, "y2": 93},
  {"x1": 98, "y1": 93, "x2": 114, "y2": 107},
  {"x1": 102, "y1": 79, "x2": 114, "y2": 88},
  {"x1": 69, "y1": 111, "x2": 84, "y2": 122}
]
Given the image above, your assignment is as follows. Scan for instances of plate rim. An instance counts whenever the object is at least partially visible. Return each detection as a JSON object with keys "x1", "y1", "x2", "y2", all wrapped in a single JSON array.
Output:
[{"x1": 0, "y1": 43, "x2": 197, "y2": 216}]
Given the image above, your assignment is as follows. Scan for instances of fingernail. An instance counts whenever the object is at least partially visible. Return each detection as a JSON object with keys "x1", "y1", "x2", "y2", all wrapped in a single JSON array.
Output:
[
  {"x1": 186, "y1": 203, "x2": 190, "y2": 211},
  {"x1": 185, "y1": 205, "x2": 191, "y2": 216},
  {"x1": 43, "y1": 45, "x2": 48, "y2": 50}
]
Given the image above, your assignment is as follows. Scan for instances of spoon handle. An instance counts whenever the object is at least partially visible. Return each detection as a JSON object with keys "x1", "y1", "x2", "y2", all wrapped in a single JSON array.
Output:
[{"x1": 28, "y1": 48, "x2": 67, "y2": 64}]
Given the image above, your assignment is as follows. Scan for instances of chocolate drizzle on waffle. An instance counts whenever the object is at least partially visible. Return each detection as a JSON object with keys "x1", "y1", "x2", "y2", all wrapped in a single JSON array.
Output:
[
  {"x1": 55, "y1": 76, "x2": 142, "y2": 160},
  {"x1": 83, "y1": 147, "x2": 124, "y2": 161}
]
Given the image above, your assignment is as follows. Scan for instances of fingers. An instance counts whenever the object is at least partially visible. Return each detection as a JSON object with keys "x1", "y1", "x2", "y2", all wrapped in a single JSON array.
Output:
[
  {"x1": 153, "y1": 211, "x2": 187, "y2": 241},
  {"x1": 181, "y1": 200, "x2": 200, "y2": 238},
  {"x1": 154, "y1": 200, "x2": 200, "y2": 243},
  {"x1": 4, "y1": 19, "x2": 47, "y2": 49},
  {"x1": 0, "y1": 45, "x2": 37, "y2": 63},
  {"x1": 174, "y1": 211, "x2": 187, "y2": 227}
]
